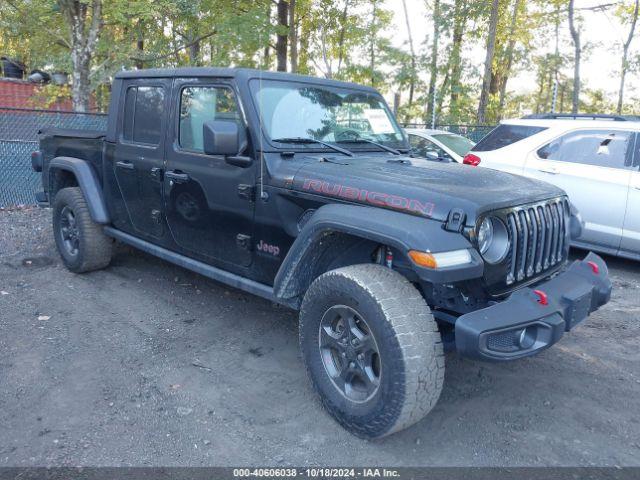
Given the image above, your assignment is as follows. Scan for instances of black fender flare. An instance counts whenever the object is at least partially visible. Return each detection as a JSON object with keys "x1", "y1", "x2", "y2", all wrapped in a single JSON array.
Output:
[
  {"x1": 273, "y1": 203, "x2": 483, "y2": 304},
  {"x1": 49, "y1": 156, "x2": 110, "y2": 224}
]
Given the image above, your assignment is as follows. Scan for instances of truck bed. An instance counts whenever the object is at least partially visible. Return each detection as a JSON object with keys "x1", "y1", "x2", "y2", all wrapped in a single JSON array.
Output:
[{"x1": 39, "y1": 128, "x2": 107, "y2": 202}]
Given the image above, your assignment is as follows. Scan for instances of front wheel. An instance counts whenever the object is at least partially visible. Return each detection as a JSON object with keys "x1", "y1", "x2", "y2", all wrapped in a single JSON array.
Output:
[{"x1": 299, "y1": 264, "x2": 444, "y2": 439}]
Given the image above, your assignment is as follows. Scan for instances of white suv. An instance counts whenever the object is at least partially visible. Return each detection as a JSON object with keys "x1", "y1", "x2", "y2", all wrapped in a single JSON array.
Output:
[{"x1": 464, "y1": 114, "x2": 640, "y2": 261}]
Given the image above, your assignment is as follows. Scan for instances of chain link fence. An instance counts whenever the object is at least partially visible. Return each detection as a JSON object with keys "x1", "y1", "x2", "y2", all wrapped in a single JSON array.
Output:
[
  {"x1": 0, "y1": 107, "x2": 495, "y2": 208},
  {"x1": 0, "y1": 107, "x2": 107, "y2": 207}
]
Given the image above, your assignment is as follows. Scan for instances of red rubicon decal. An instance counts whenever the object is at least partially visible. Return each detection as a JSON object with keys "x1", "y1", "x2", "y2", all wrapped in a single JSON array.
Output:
[{"x1": 301, "y1": 178, "x2": 435, "y2": 217}]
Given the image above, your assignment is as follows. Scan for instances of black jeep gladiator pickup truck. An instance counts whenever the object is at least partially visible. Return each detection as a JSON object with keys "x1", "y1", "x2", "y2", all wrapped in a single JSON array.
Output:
[{"x1": 32, "y1": 68, "x2": 612, "y2": 439}]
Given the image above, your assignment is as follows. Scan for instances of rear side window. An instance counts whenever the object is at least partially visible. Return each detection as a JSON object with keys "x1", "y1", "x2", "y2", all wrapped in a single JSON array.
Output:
[
  {"x1": 472, "y1": 124, "x2": 547, "y2": 151},
  {"x1": 122, "y1": 86, "x2": 165, "y2": 145},
  {"x1": 537, "y1": 129, "x2": 635, "y2": 170}
]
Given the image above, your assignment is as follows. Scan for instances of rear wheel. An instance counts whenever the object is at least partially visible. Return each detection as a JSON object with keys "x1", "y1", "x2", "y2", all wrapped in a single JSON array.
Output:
[
  {"x1": 52, "y1": 187, "x2": 113, "y2": 273},
  {"x1": 299, "y1": 264, "x2": 444, "y2": 439}
]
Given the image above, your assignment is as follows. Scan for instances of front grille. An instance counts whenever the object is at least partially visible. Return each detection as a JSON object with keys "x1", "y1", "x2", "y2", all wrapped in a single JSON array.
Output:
[{"x1": 505, "y1": 198, "x2": 569, "y2": 286}]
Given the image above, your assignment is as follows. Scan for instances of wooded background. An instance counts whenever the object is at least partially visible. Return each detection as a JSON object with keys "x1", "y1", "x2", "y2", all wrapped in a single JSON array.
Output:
[{"x1": 1, "y1": 0, "x2": 639, "y2": 123}]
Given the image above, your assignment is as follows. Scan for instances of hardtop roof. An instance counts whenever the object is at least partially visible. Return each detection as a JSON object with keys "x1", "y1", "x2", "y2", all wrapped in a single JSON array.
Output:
[
  {"x1": 114, "y1": 67, "x2": 379, "y2": 93},
  {"x1": 499, "y1": 117, "x2": 640, "y2": 129}
]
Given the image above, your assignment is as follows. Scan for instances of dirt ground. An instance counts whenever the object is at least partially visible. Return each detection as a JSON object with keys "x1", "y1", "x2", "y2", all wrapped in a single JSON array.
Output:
[{"x1": 1, "y1": 207, "x2": 639, "y2": 467}]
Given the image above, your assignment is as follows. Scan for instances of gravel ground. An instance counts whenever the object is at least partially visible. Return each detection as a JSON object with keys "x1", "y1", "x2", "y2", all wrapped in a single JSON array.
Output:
[{"x1": 1, "y1": 207, "x2": 639, "y2": 467}]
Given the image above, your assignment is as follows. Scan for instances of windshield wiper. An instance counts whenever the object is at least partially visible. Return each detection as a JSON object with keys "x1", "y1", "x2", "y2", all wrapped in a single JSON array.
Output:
[
  {"x1": 336, "y1": 138, "x2": 402, "y2": 155},
  {"x1": 272, "y1": 137, "x2": 354, "y2": 157}
]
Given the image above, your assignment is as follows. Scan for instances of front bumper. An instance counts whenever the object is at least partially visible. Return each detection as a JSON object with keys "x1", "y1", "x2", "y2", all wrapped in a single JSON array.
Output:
[{"x1": 455, "y1": 252, "x2": 612, "y2": 361}]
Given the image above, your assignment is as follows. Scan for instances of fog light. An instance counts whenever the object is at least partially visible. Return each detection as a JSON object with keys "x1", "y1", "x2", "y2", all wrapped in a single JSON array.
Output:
[{"x1": 518, "y1": 326, "x2": 536, "y2": 349}]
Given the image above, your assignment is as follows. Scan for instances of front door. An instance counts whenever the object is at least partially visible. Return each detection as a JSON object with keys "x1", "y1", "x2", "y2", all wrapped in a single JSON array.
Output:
[
  {"x1": 112, "y1": 79, "x2": 170, "y2": 239},
  {"x1": 163, "y1": 79, "x2": 255, "y2": 269},
  {"x1": 524, "y1": 128, "x2": 634, "y2": 252},
  {"x1": 620, "y1": 145, "x2": 640, "y2": 256}
]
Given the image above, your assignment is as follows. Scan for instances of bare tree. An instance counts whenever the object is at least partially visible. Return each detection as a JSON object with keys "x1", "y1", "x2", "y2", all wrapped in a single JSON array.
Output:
[
  {"x1": 477, "y1": 0, "x2": 500, "y2": 124},
  {"x1": 425, "y1": 0, "x2": 441, "y2": 122},
  {"x1": 617, "y1": 0, "x2": 639, "y2": 114},
  {"x1": 276, "y1": 0, "x2": 288, "y2": 71},
  {"x1": 369, "y1": 0, "x2": 378, "y2": 86},
  {"x1": 568, "y1": 0, "x2": 581, "y2": 113},
  {"x1": 57, "y1": 0, "x2": 103, "y2": 112},
  {"x1": 288, "y1": 0, "x2": 298, "y2": 73},
  {"x1": 449, "y1": 0, "x2": 467, "y2": 118},
  {"x1": 498, "y1": 0, "x2": 524, "y2": 118},
  {"x1": 336, "y1": 0, "x2": 351, "y2": 74},
  {"x1": 401, "y1": 0, "x2": 417, "y2": 108}
]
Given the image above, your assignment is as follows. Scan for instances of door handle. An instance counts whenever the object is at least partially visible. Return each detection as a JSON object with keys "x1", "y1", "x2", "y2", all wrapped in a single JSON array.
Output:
[
  {"x1": 165, "y1": 170, "x2": 190, "y2": 183},
  {"x1": 537, "y1": 166, "x2": 558, "y2": 175},
  {"x1": 116, "y1": 161, "x2": 134, "y2": 170},
  {"x1": 150, "y1": 167, "x2": 162, "y2": 180}
]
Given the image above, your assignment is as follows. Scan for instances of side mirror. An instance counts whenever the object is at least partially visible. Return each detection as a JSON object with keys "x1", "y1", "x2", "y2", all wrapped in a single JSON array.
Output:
[
  {"x1": 425, "y1": 150, "x2": 440, "y2": 160},
  {"x1": 202, "y1": 120, "x2": 252, "y2": 168}
]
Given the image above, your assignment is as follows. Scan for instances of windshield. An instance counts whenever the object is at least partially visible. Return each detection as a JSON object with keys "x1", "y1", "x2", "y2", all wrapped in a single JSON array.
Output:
[
  {"x1": 431, "y1": 133, "x2": 475, "y2": 156},
  {"x1": 250, "y1": 79, "x2": 406, "y2": 149}
]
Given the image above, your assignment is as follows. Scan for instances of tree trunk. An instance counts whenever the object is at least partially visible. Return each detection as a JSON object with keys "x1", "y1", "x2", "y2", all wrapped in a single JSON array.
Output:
[
  {"x1": 498, "y1": 0, "x2": 523, "y2": 118},
  {"x1": 568, "y1": 0, "x2": 581, "y2": 114},
  {"x1": 401, "y1": 0, "x2": 417, "y2": 110},
  {"x1": 425, "y1": 0, "x2": 441, "y2": 122},
  {"x1": 58, "y1": 0, "x2": 103, "y2": 112},
  {"x1": 449, "y1": 0, "x2": 466, "y2": 120},
  {"x1": 189, "y1": 34, "x2": 201, "y2": 66},
  {"x1": 263, "y1": 1, "x2": 271, "y2": 68},
  {"x1": 436, "y1": 70, "x2": 450, "y2": 117},
  {"x1": 135, "y1": 20, "x2": 144, "y2": 70},
  {"x1": 617, "y1": 0, "x2": 639, "y2": 114},
  {"x1": 336, "y1": 0, "x2": 351, "y2": 74},
  {"x1": 477, "y1": 0, "x2": 500, "y2": 124},
  {"x1": 276, "y1": 0, "x2": 288, "y2": 72},
  {"x1": 369, "y1": 0, "x2": 378, "y2": 87},
  {"x1": 288, "y1": 0, "x2": 298, "y2": 72}
]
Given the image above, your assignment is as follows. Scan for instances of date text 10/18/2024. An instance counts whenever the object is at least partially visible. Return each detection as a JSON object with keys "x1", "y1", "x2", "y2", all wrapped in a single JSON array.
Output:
[{"x1": 233, "y1": 468, "x2": 401, "y2": 478}]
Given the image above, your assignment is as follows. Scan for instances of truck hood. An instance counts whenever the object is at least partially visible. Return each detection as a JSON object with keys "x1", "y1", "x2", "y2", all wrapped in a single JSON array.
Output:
[{"x1": 290, "y1": 154, "x2": 565, "y2": 223}]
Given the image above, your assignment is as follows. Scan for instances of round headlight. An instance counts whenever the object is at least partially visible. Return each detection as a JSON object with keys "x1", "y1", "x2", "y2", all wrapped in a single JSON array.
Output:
[
  {"x1": 478, "y1": 217, "x2": 493, "y2": 255},
  {"x1": 477, "y1": 216, "x2": 510, "y2": 264}
]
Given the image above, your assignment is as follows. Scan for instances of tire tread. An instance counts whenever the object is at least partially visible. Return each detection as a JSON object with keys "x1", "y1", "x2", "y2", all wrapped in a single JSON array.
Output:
[
  {"x1": 300, "y1": 264, "x2": 444, "y2": 438},
  {"x1": 53, "y1": 187, "x2": 112, "y2": 273}
]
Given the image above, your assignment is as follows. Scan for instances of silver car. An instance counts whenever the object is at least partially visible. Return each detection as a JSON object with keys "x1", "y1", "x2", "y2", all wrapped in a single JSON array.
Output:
[
  {"x1": 405, "y1": 128, "x2": 475, "y2": 163},
  {"x1": 467, "y1": 114, "x2": 640, "y2": 261}
]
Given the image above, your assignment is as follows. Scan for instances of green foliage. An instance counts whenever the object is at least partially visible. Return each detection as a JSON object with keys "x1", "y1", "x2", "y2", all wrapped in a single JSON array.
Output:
[{"x1": 0, "y1": 0, "x2": 638, "y2": 118}]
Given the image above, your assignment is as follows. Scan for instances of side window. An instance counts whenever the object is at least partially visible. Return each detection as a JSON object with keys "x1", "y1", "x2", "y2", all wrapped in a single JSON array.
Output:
[
  {"x1": 537, "y1": 129, "x2": 635, "y2": 170},
  {"x1": 122, "y1": 86, "x2": 165, "y2": 145},
  {"x1": 409, "y1": 135, "x2": 451, "y2": 160},
  {"x1": 472, "y1": 124, "x2": 547, "y2": 151},
  {"x1": 179, "y1": 86, "x2": 240, "y2": 152},
  {"x1": 408, "y1": 134, "x2": 428, "y2": 156}
]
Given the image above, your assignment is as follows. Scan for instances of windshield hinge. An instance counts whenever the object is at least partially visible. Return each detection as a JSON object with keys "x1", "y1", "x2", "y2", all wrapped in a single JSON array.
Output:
[{"x1": 444, "y1": 208, "x2": 466, "y2": 232}]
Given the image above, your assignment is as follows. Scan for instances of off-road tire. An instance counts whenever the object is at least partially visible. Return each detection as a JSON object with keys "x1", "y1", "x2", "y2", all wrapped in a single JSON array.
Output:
[
  {"x1": 52, "y1": 187, "x2": 112, "y2": 273},
  {"x1": 299, "y1": 264, "x2": 444, "y2": 439}
]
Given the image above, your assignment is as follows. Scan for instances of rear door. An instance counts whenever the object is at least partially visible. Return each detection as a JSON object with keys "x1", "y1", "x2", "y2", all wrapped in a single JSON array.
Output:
[
  {"x1": 620, "y1": 134, "x2": 640, "y2": 257},
  {"x1": 113, "y1": 78, "x2": 170, "y2": 240},
  {"x1": 163, "y1": 78, "x2": 256, "y2": 270},
  {"x1": 524, "y1": 128, "x2": 634, "y2": 252}
]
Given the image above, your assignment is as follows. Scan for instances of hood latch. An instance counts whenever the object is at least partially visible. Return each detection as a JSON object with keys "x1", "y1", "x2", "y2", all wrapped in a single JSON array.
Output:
[{"x1": 444, "y1": 208, "x2": 466, "y2": 232}]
